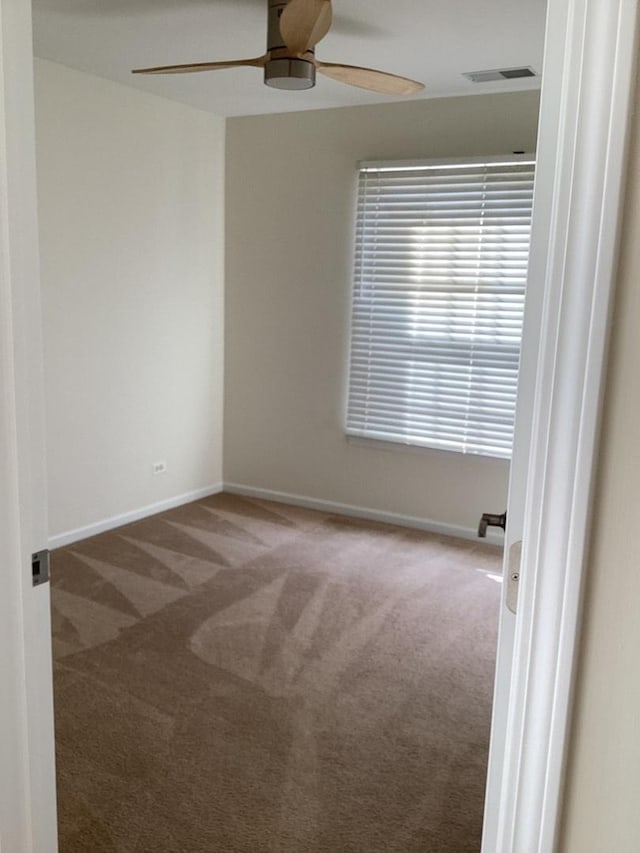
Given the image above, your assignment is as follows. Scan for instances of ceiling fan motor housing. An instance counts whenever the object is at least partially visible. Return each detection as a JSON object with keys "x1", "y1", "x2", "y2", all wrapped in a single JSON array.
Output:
[
  {"x1": 265, "y1": 58, "x2": 315, "y2": 89},
  {"x1": 265, "y1": 0, "x2": 316, "y2": 90}
]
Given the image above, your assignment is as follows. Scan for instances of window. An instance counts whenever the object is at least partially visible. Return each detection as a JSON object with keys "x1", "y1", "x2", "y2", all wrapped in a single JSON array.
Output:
[{"x1": 346, "y1": 156, "x2": 535, "y2": 459}]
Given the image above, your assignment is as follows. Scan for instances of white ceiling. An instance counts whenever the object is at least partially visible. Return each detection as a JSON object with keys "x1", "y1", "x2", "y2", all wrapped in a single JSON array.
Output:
[{"x1": 31, "y1": 0, "x2": 547, "y2": 117}]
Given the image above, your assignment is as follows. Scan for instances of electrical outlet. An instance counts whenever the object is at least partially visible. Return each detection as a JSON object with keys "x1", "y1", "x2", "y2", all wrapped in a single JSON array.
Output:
[{"x1": 153, "y1": 460, "x2": 167, "y2": 475}]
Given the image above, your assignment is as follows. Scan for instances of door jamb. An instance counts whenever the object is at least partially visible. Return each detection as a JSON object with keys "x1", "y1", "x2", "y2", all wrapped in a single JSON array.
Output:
[
  {"x1": 0, "y1": 0, "x2": 58, "y2": 849},
  {"x1": 483, "y1": 0, "x2": 639, "y2": 850}
]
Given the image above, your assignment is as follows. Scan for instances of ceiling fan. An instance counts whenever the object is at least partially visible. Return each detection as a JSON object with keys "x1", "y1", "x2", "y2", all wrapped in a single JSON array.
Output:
[{"x1": 132, "y1": 0, "x2": 424, "y2": 96}]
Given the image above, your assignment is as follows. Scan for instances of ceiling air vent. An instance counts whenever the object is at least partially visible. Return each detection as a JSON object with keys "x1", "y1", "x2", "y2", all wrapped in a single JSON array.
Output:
[{"x1": 463, "y1": 67, "x2": 537, "y2": 83}]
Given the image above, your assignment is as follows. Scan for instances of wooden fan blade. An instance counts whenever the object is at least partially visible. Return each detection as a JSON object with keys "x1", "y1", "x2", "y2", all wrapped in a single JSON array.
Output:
[
  {"x1": 317, "y1": 61, "x2": 424, "y2": 95},
  {"x1": 280, "y1": 0, "x2": 332, "y2": 55},
  {"x1": 132, "y1": 55, "x2": 268, "y2": 75}
]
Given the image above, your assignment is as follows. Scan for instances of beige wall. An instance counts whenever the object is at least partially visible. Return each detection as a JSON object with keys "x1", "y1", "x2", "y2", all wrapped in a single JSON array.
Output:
[
  {"x1": 35, "y1": 60, "x2": 225, "y2": 539},
  {"x1": 559, "y1": 71, "x2": 640, "y2": 852},
  {"x1": 224, "y1": 92, "x2": 540, "y2": 532}
]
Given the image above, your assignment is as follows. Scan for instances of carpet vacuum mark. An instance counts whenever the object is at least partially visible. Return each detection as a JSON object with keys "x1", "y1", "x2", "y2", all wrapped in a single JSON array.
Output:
[{"x1": 51, "y1": 493, "x2": 501, "y2": 852}]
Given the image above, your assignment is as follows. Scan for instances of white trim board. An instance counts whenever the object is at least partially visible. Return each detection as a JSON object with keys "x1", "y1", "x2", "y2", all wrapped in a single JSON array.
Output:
[
  {"x1": 0, "y1": 0, "x2": 57, "y2": 846},
  {"x1": 48, "y1": 481, "x2": 503, "y2": 550},
  {"x1": 48, "y1": 484, "x2": 224, "y2": 550},
  {"x1": 483, "y1": 1, "x2": 640, "y2": 851},
  {"x1": 224, "y1": 483, "x2": 505, "y2": 546}
]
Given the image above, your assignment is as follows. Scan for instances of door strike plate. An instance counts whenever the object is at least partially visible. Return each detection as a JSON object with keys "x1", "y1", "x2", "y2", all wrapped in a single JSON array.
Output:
[
  {"x1": 32, "y1": 549, "x2": 50, "y2": 587},
  {"x1": 507, "y1": 541, "x2": 522, "y2": 614}
]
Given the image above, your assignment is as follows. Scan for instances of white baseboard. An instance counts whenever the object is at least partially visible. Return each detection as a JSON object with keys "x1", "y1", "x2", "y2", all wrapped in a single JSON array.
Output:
[
  {"x1": 48, "y1": 483, "x2": 224, "y2": 550},
  {"x1": 48, "y1": 481, "x2": 503, "y2": 550},
  {"x1": 224, "y1": 482, "x2": 504, "y2": 546}
]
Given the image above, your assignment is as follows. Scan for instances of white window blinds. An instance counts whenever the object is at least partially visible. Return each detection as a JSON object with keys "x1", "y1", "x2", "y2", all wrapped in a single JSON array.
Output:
[{"x1": 346, "y1": 157, "x2": 535, "y2": 459}]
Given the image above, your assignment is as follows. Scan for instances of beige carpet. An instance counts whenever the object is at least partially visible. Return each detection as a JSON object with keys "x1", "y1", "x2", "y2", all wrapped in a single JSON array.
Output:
[{"x1": 51, "y1": 492, "x2": 501, "y2": 852}]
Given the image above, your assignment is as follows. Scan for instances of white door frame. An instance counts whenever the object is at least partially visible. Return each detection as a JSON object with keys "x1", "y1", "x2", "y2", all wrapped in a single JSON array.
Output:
[
  {"x1": 0, "y1": 0, "x2": 637, "y2": 851},
  {"x1": 0, "y1": 0, "x2": 58, "y2": 850},
  {"x1": 483, "y1": 0, "x2": 639, "y2": 850}
]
